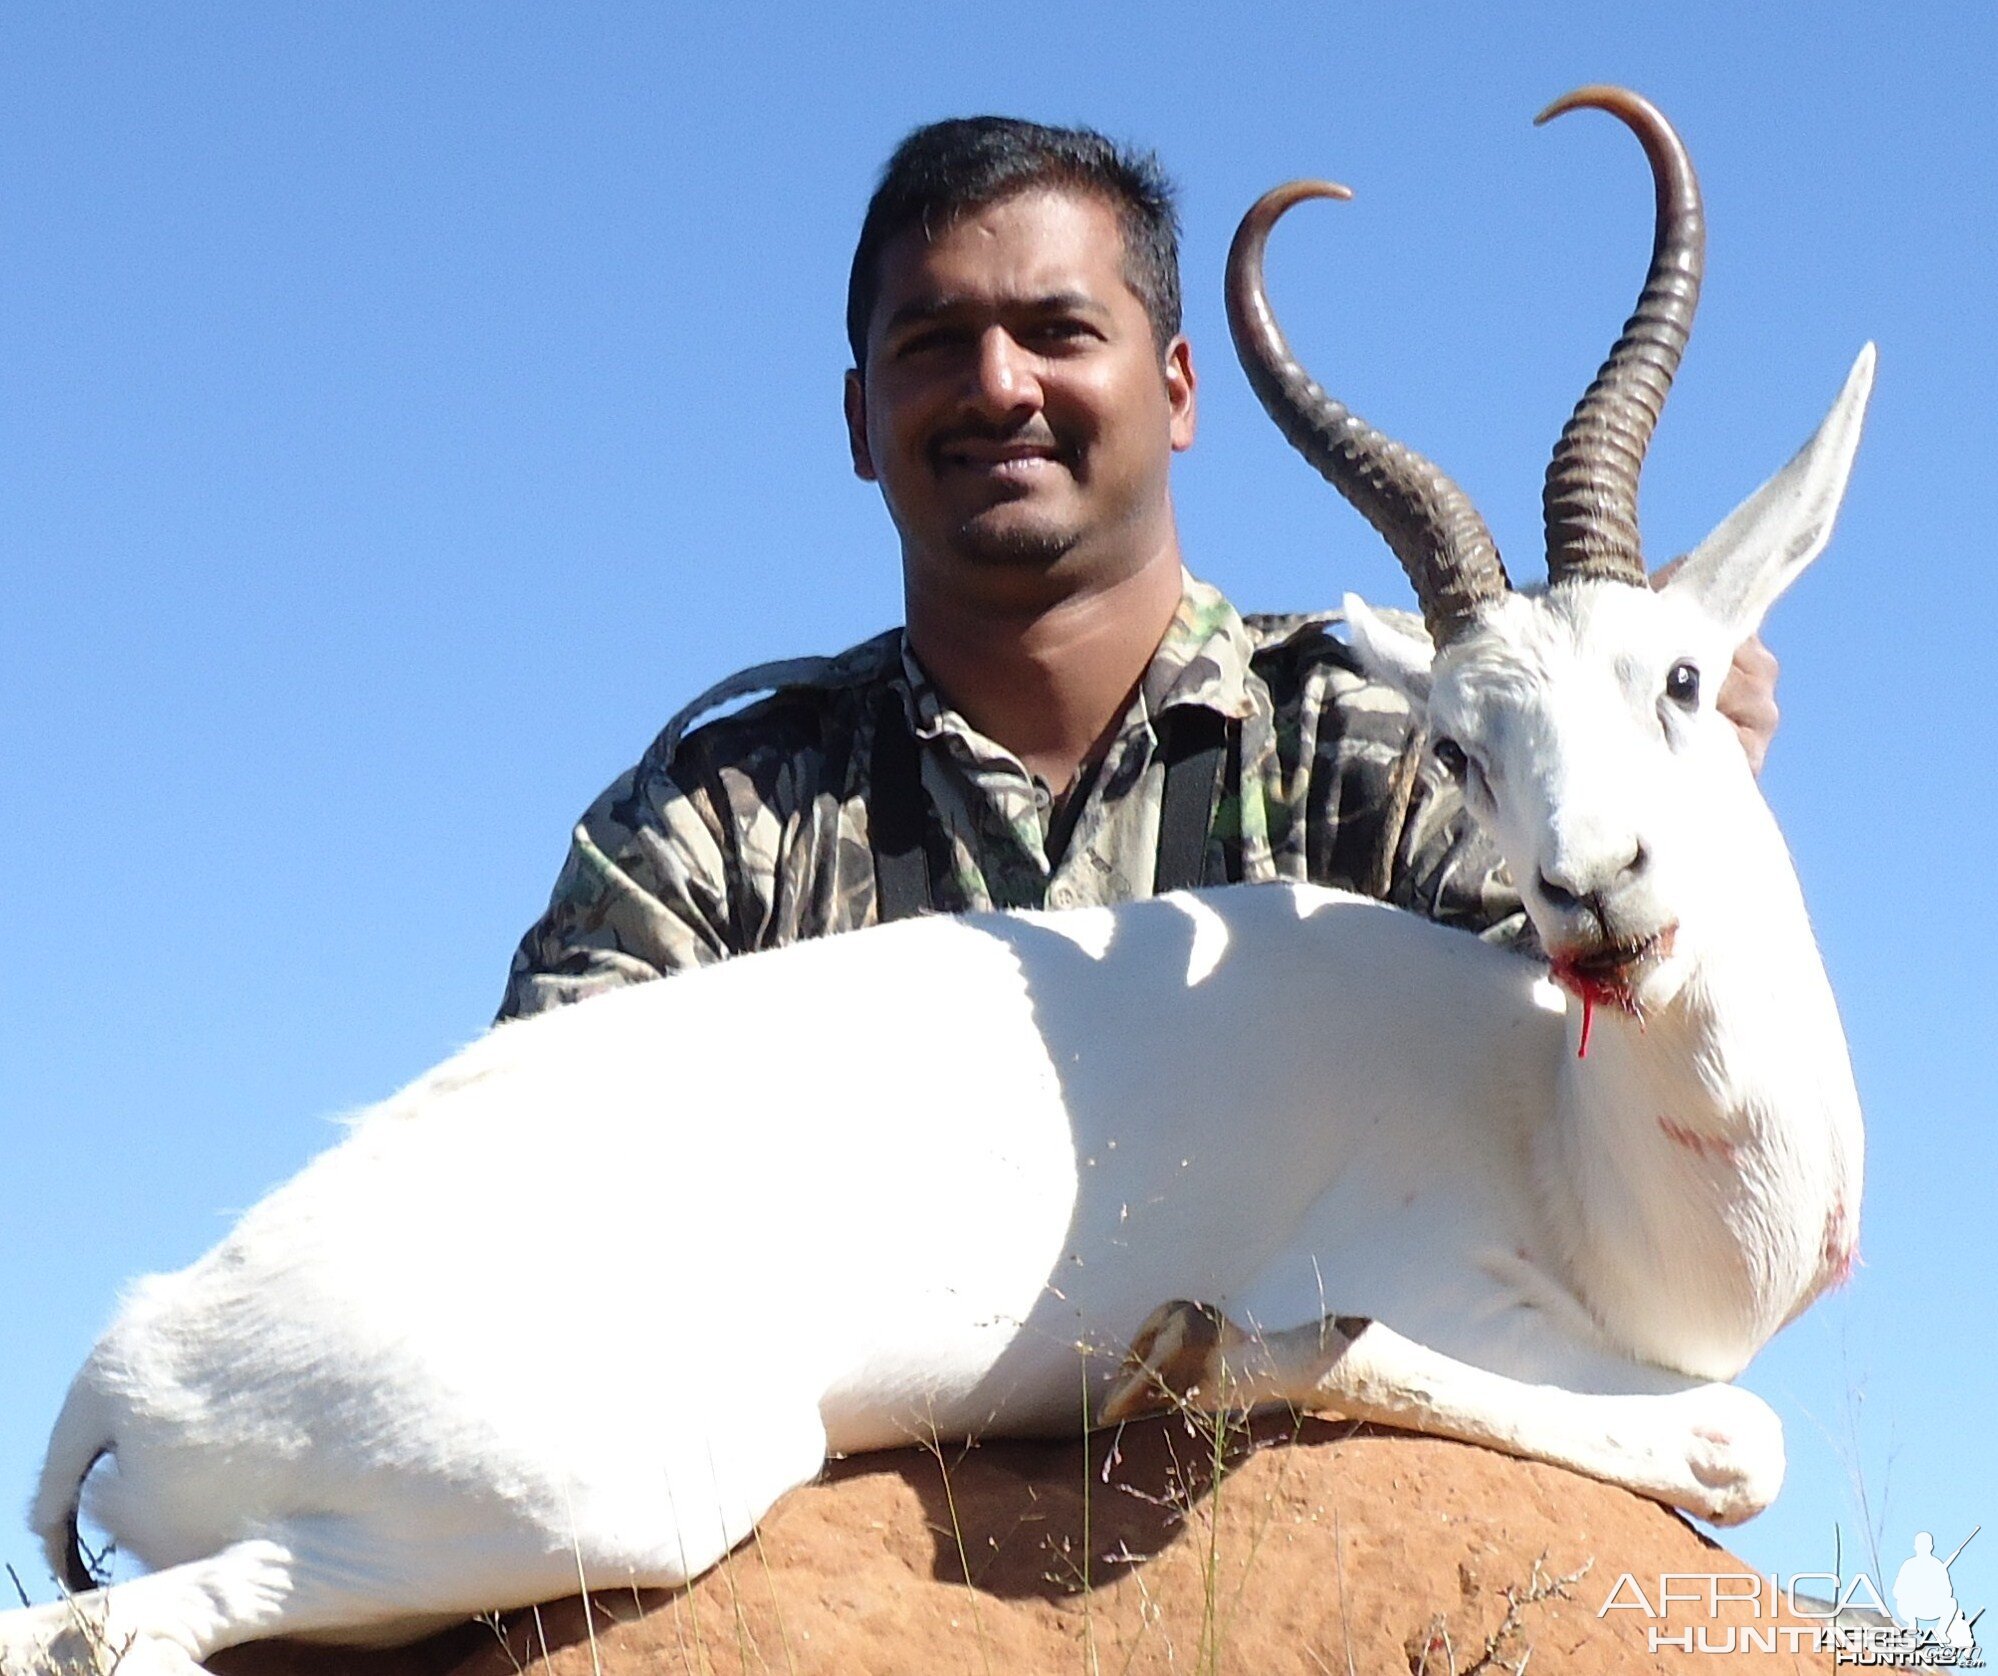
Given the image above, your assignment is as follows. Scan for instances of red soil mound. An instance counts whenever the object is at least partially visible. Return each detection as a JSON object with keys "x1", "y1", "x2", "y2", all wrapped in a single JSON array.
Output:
[{"x1": 219, "y1": 1414, "x2": 1833, "y2": 1675}]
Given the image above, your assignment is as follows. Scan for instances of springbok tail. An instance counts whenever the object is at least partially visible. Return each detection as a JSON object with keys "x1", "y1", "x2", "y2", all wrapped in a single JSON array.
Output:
[
  {"x1": 60, "y1": 1448, "x2": 109, "y2": 1593},
  {"x1": 29, "y1": 1373, "x2": 116, "y2": 1594}
]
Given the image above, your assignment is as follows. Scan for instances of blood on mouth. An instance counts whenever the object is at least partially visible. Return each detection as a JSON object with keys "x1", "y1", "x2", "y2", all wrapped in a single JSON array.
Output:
[{"x1": 1547, "y1": 926, "x2": 1675, "y2": 1058}]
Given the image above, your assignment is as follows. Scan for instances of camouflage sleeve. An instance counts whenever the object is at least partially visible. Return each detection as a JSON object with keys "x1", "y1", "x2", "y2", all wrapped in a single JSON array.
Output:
[
  {"x1": 1264, "y1": 617, "x2": 1529, "y2": 947},
  {"x1": 494, "y1": 754, "x2": 743, "y2": 1022},
  {"x1": 1379, "y1": 733, "x2": 1534, "y2": 950}
]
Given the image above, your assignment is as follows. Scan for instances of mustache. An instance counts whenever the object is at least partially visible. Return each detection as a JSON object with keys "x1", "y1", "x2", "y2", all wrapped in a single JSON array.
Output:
[{"x1": 930, "y1": 419, "x2": 1066, "y2": 456}]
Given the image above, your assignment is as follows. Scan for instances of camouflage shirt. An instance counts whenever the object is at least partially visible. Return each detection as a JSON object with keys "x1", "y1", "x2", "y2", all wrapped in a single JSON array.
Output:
[{"x1": 497, "y1": 574, "x2": 1525, "y2": 1021}]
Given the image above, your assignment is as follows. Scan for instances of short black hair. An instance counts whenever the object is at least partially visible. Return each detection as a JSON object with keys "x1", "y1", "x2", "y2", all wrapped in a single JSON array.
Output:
[{"x1": 846, "y1": 117, "x2": 1182, "y2": 369}]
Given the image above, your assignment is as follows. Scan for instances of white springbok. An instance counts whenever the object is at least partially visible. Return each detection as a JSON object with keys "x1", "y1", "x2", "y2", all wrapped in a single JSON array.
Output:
[{"x1": 3, "y1": 87, "x2": 1871, "y2": 1674}]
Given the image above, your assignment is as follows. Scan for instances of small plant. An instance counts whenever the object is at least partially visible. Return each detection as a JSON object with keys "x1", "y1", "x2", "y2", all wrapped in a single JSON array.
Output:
[
  {"x1": 1406, "y1": 1553, "x2": 1594, "y2": 1676},
  {"x1": 0, "y1": 1573, "x2": 136, "y2": 1676}
]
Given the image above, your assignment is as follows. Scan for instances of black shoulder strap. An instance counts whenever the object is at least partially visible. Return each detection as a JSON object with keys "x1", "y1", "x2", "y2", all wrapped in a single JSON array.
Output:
[
  {"x1": 1154, "y1": 706, "x2": 1231, "y2": 894},
  {"x1": 871, "y1": 693, "x2": 1234, "y2": 918},
  {"x1": 870, "y1": 690, "x2": 934, "y2": 923}
]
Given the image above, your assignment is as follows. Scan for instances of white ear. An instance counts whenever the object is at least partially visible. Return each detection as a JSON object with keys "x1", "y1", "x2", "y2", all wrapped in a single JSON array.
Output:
[
  {"x1": 1660, "y1": 344, "x2": 1875, "y2": 640},
  {"x1": 1343, "y1": 592, "x2": 1435, "y2": 709}
]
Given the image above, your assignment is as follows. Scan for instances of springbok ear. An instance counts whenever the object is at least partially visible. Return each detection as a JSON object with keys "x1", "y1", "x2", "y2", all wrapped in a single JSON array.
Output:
[
  {"x1": 1661, "y1": 344, "x2": 1875, "y2": 640},
  {"x1": 1344, "y1": 593, "x2": 1435, "y2": 709}
]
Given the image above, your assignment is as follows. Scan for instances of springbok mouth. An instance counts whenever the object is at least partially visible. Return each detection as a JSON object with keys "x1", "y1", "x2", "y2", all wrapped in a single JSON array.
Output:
[{"x1": 1548, "y1": 925, "x2": 1679, "y2": 1054}]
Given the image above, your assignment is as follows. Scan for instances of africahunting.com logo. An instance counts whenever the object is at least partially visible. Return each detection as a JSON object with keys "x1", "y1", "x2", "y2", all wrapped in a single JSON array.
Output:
[{"x1": 1598, "y1": 1527, "x2": 1982, "y2": 1665}]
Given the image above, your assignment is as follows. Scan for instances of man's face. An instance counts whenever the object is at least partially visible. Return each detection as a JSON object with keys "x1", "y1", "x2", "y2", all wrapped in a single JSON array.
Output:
[{"x1": 844, "y1": 189, "x2": 1195, "y2": 596}]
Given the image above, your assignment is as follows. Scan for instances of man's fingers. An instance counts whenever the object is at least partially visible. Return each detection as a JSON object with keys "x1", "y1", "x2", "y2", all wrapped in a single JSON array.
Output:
[{"x1": 1716, "y1": 635, "x2": 1780, "y2": 776}]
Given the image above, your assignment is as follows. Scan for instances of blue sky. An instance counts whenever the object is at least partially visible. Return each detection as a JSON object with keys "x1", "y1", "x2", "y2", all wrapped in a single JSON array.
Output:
[{"x1": 3, "y1": 0, "x2": 1992, "y2": 1633}]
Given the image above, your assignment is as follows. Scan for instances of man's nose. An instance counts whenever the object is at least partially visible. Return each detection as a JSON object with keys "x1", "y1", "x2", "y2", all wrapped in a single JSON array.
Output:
[{"x1": 965, "y1": 328, "x2": 1041, "y2": 420}]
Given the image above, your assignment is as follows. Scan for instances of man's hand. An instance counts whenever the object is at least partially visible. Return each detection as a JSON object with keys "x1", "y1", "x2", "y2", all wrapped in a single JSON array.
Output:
[
  {"x1": 1716, "y1": 636, "x2": 1779, "y2": 776},
  {"x1": 1650, "y1": 557, "x2": 1780, "y2": 775}
]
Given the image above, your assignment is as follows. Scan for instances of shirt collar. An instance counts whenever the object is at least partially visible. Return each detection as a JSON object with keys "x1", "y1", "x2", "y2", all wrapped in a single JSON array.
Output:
[
  {"x1": 897, "y1": 569, "x2": 1257, "y2": 751},
  {"x1": 1140, "y1": 571, "x2": 1258, "y2": 723}
]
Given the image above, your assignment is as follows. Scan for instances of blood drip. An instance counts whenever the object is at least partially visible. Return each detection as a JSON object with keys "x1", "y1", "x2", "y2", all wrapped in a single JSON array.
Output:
[{"x1": 1577, "y1": 994, "x2": 1596, "y2": 1060}]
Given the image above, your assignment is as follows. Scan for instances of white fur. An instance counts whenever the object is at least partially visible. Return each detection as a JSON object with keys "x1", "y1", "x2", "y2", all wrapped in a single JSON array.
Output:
[{"x1": 0, "y1": 348, "x2": 1873, "y2": 1674}]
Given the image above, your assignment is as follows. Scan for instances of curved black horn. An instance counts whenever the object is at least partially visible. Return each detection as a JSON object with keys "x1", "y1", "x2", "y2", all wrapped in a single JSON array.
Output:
[
  {"x1": 1227, "y1": 179, "x2": 1511, "y2": 648},
  {"x1": 1537, "y1": 86, "x2": 1705, "y2": 588}
]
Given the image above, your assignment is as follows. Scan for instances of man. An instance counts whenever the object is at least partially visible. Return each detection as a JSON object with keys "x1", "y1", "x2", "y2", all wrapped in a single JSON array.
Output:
[{"x1": 497, "y1": 117, "x2": 1775, "y2": 1021}]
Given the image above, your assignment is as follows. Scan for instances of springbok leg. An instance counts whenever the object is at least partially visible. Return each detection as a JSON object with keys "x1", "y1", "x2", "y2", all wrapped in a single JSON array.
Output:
[{"x1": 1102, "y1": 1300, "x2": 1784, "y2": 1526}]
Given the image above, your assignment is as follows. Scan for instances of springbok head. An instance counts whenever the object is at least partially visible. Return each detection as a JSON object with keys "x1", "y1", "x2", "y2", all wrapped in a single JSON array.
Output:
[{"x1": 1232, "y1": 86, "x2": 1874, "y2": 1013}]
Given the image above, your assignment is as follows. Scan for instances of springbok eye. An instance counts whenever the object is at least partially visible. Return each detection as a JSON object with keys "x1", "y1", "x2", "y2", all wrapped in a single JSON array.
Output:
[
  {"x1": 1432, "y1": 736, "x2": 1469, "y2": 779},
  {"x1": 1665, "y1": 661, "x2": 1701, "y2": 709}
]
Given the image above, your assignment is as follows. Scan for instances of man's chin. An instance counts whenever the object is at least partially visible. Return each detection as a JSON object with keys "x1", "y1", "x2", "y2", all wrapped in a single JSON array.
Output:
[{"x1": 947, "y1": 514, "x2": 1079, "y2": 568}]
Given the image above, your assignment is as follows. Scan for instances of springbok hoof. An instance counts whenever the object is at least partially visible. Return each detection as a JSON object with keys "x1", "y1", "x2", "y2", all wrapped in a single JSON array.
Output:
[
  {"x1": 1100, "y1": 1299, "x2": 1242, "y2": 1424},
  {"x1": 1679, "y1": 1386, "x2": 1787, "y2": 1526}
]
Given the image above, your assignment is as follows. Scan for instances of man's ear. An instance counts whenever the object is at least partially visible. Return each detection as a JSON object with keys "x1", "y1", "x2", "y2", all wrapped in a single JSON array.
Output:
[
  {"x1": 1659, "y1": 344, "x2": 1875, "y2": 641},
  {"x1": 1343, "y1": 593, "x2": 1435, "y2": 710},
  {"x1": 1165, "y1": 336, "x2": 1197, "y2": 453},
  {"x1": 843, "y1": 368, "x2": 877, "y2": 481}
]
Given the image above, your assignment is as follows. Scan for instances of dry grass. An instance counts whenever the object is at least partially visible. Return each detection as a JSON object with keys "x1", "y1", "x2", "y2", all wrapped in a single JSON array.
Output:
[
  {"x1": 1406, "y1": 1553, "x2": 1594, "y2": 1676},
  {"x1": 0, "y1": 1570, "x2": 136, "y2": 1676}
]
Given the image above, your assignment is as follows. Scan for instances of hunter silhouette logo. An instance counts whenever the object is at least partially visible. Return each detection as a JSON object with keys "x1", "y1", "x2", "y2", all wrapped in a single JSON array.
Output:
[
  {"x1": 1597, "y1": 1525, "x2": 1984, "y2": 1664},
  {"x1": 1890, "y1": 1529, "x2": 1981, "y2": 1665}
]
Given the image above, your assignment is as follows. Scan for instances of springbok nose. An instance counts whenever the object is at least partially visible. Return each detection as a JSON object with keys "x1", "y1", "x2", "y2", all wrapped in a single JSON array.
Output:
[
  {"x1": 1536, "y1": 871, "x2": 1582, "y2": 914},
  {"x1": 1538, "y1": 841, "x2": 1648, "y2": 919}
]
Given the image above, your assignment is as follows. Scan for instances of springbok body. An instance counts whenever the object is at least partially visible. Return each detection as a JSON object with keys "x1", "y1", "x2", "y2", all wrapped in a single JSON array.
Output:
[{"x1": 3, "y1": 89, "x2": 1872, "y2": 1674}]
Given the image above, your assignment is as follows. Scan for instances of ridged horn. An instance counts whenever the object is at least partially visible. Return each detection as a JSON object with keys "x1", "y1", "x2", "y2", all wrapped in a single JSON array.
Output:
[
  {"x1": 1227, "y1": 179, "x2": 1511, "y2": 649},
  {"x1": 1537, "y1": 86, "x2": 1705, "y2": 588}
]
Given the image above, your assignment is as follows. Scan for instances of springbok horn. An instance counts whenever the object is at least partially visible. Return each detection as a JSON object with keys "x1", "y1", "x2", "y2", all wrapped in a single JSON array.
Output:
[
  {"x1": 1538, "y1": 86, "x2": 1705, "y2": 588},
  {"x1": 1227, "y1": 180, "x2": 1511, "y2": 649}
]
